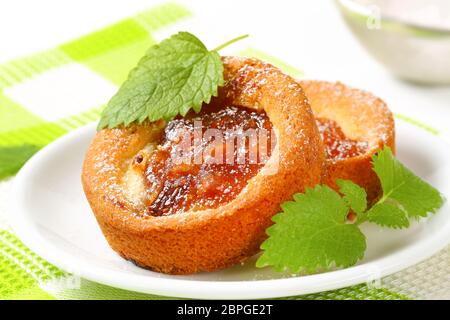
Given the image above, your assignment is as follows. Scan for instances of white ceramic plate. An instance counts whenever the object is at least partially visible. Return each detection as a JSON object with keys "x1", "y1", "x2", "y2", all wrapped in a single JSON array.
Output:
[{"x1": 10, "y1": 120, "x2": 450, "y2": 299}]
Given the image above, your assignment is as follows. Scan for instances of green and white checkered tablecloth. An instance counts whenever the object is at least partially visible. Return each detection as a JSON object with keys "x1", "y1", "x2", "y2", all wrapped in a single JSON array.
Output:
[{"x1": 0, "y1": 2, "x2": 448, "y2": 300}]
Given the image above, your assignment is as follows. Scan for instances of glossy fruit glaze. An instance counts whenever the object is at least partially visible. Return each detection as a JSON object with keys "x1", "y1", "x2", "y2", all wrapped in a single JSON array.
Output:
[
  {"x1": 145, "y1": 105, "x2": 274, "y2": 216},
  {"x1": 316, "y1": 118, "x2": 368, "y2": 160}
]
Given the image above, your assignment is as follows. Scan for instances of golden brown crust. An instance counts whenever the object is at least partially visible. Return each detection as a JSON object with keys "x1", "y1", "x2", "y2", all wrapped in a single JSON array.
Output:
[
  {"x1": 82, "y1": 57, "x2": 325, "y2": 275},
  {"x1": 299, "y1": 80, "x2": 395, "y2": 202}
]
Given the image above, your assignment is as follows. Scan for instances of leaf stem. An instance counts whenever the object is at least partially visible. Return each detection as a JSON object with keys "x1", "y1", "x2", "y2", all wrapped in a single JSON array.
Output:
[
  {"x1": 356, "y1": 212, "x2": 368, "y2": 225},
  {"x1": 213, "y1": 34, "x2": 249, "y2": 52},
  {"x1": 356, "y1": 193, "x2": 388, "y2": 225}
]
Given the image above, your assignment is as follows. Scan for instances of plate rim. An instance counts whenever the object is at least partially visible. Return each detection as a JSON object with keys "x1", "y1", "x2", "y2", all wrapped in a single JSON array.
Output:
[{"x1": 10, "y1": 121, "x2": 450, "y2": 299}]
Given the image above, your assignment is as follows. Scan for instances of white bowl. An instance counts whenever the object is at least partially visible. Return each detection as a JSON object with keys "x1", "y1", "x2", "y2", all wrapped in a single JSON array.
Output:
[{"x1": 336, "y1": 0, "x2": 450, "y2": 85}]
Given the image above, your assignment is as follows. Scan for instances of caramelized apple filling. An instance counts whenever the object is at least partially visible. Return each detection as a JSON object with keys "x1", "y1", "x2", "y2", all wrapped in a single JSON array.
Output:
[
  {"x1": 144, "y1": 105, "x2": 274, "y2": 216},
  {"x1": 316, "y1": 118, "x2": 368, "y2": 159}
]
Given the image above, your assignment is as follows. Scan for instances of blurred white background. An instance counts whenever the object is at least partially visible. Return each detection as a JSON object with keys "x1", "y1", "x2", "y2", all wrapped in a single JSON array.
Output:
[{"x1": 0, "y1": 0, "x2": 449, "y2": 140}]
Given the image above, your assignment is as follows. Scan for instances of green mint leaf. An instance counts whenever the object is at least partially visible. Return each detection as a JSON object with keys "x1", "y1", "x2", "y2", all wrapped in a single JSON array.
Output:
[
  {"x1": 372, "y1": 147, "x2": 444, "y2": 220},
  {"x1": 256, "y1": 147, "x2": 445, "y2": 274},
  {"x1": 0, "y1": 144, "x2": 39, "y2": 180},
  {"x1": 367, "y1": 202, "x2": 409, "y2": 228},
  {"x1": 336, "y1": 179, "x2": 367, "y2": 214},
  {"x1": 98, "y1": 32, "x2": 224, "y2": 129},
  {"x1": 256, "y1": 185, "x2": 366, "y2": 273}
]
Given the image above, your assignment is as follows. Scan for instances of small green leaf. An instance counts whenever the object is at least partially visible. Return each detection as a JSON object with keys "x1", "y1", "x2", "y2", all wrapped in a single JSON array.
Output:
[
  {"x1": 0, "y1": 144, "x2": 39, "y2": 180},
  {"x1": 256, "y1": 147, "x2": 445, "y2": 274},
  {"x1": 372, "y1": 147, "x2": 444, "y2": 219},
  {"x1": 337, "y1": 179, "x2": 367, "y2": 214},
  {"x1": 256, "y1": 185, "x2": 366, "y2": 273},
  {"x1": 367, "y1": 202, "x2": 409, "y2": 228},
  {"x1": 98, "y1": 32, "x2": 224, "y2": 129}
]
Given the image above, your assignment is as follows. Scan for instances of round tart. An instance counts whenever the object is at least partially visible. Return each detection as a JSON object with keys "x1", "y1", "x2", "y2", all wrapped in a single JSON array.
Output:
[
  {"x1": 82, "y1": 57, "x2": 324, "y2": 275},
  {"x1": 299, "y1": 80, "x2": 395, "y2": 202}
]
